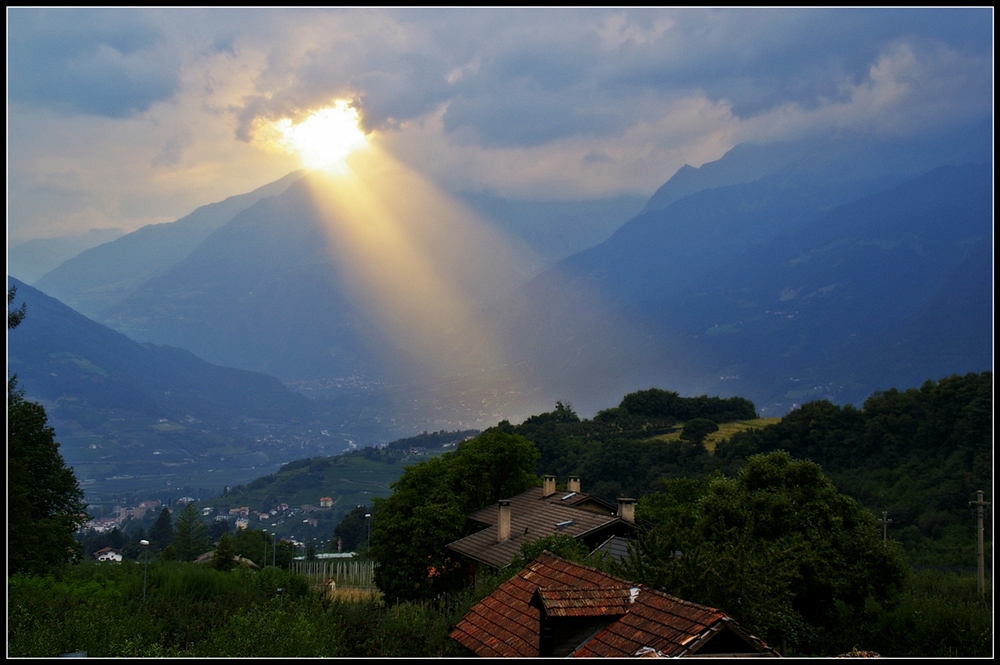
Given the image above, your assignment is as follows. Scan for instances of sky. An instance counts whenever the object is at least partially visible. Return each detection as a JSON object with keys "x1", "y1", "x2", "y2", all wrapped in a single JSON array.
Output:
[{"x1": 6, "y1": 7, "x2": 993, "y2": 246}]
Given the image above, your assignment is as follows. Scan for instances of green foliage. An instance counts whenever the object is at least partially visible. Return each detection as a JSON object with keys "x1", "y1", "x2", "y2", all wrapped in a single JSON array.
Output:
[
  {"x1": 384, "y1": 428, "x2": 480, "y2": 451},
  {"x1": 369, "y1": 429, "x2": 539, "y2": 602},
  {"x1": 619, "y1": 388, "x2": 756, "y2": 422},
  {"x1": 507, "y1": 397, "x2": 730, "y2": 503},
  {"x1": 8, "y1": 284, "x2": 26, "y2": 330},
  {"x1": 226, "y1": 526, "x2": 296, "y2": 569},
  {"x1": 6, "y1": 560, "x2": 484, "y2": 657},
  {"x1": 510, "y1": 534, "x2": 590, "y2": 570},
  {"x1": 213, "y1": 532, "x2": 238, "y2": 572},
  {"x1": 621, "y1": 452, "x2": 909, "y2": 654},
  {"x1": 149, "y1": 507, "x2": 173, "y2": 552},
  {"x1": 208, "y1": 516, "x2": 231, "y2": 542},
  {"x1": 334, "y1": 505, "x2": 371, "y2": 552},
  {"x1": 714, "y1": 372, "x2": 992, "y2": 565},
  {"x1": 450, "y1": 429, "x2": 542, "y2": 514},
  {"x1": 201, "y1": 446, "x2": 451, "y2": 536},
  {"x1": 8, "y1": 378, "x2": 88, "y2": 576},
  {"x1": 816, "y1": 569, "x2": 992, "y2": 657},
  {"x1": 10, "y1": 282, "x2": 88, "y2": 579},
  {"x1": 171, "y1": 503, "x2": 210, "y2": 562},
  {"x1": 680, "y1": 417, "x2": 719, "y2": 444}
]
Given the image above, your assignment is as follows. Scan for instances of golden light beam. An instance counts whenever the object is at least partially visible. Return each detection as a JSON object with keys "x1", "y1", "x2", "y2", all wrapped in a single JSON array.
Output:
[{"x1": 302, "y1": 145, "x2": 527, "y2": 385}]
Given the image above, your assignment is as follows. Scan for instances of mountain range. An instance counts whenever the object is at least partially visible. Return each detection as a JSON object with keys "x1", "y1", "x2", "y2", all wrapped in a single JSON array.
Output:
[
  {"x1": 7, "y1": 123, "x2": 992, "y2": 499},
  {"x1": 503, "y1": 158, "x2": 992, "y2": 415}
]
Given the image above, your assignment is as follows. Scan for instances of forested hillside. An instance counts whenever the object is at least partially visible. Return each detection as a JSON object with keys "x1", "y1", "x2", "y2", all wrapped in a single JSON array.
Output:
[
  {"x1": 715, "y1": 372, "x2": 992, "y2": 564},
  {"x1": 501, "y1": 374, "x2": 991, "y2": 567}
]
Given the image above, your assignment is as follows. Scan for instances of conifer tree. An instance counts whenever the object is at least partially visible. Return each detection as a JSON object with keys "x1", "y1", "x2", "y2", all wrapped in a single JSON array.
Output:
[
  {"x1": 171, "y1": 502, "x2": 209, "y2": 562},
  {"x1": 149, "y1": 507, "x2": 174, "y2": 552},
  {"x1": 213, "y1": 532, "x2": 238, "y2": 571},
  {"x1": 8, "y1": 286, "x2": 87, "y2": 576}
]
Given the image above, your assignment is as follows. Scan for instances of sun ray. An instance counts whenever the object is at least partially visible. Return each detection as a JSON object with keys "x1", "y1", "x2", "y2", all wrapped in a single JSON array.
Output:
[{"x1": 300, "y1": 146, "x2": 530, "y2": 391}]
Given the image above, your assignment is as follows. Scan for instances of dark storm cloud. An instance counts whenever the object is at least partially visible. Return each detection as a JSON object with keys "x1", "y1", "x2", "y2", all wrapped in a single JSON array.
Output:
[
  {"x1": 7, "y1": 8, "x2": 182, "y2": 118},
  {"x1": 616, "y1": 8, "x2": 994, "y2": 118},
  {"x1": 428, "y1": 8, "x2": 991, "y2": 146}
]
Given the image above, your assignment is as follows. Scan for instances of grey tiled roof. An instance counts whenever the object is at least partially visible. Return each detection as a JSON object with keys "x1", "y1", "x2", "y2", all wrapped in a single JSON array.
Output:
[{"x1": 446, "y1": 486, "x2": 631, "y2": 569}]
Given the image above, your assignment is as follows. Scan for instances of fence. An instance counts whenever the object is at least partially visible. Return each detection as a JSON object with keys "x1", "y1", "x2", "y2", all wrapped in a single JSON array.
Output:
[{"x1": 293, "y1": 559, "x2": 376, "y2": 589}]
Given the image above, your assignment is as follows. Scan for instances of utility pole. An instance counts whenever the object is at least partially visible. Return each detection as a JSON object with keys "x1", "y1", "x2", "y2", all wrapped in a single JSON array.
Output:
[
  {"x1": 877, "y1": 511, "x2": 893, "y2": 542},
  {"x1": 968, "y1": 490, "x2": 990, "y2": 598}
]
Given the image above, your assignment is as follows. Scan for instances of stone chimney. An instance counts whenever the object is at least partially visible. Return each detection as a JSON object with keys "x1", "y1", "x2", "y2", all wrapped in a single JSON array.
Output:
[
  {"x1": 542, "y1": 475, "x2": 556, "y2": 497},
  {"x1": 567, "y1": 476, "x2": 581, "y2": 493},
  {"x1": 498, "y1": 500, "x2": 511, "y2": 541},
  {"x1": 617, "y1": 497, "x2": 636, "y2": 524}
]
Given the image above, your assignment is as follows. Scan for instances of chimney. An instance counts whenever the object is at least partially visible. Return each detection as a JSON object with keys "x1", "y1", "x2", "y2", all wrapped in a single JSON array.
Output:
[
  {"x1": 617, "y1": 497, "x2": 636, "y2": 524},
  {"x1": 542, "y1": 475, "x2": 556, "y2": 497},
  {"x1": 567, "y1": 476, "x2": 581, "y2": 493},
  {"x1": 498, "y1": 500, "x2": 511, "y2": 541}
]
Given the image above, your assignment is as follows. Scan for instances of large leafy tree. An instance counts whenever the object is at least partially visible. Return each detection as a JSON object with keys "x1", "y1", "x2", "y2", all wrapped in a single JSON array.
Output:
[
  {"x1": 170, "y1": 502, "x2": 210, "y2": 562},
  {"x1": 620, "y1": 451, "x2": 907, "y2": 654},
  {"x1": 8, "y1": 286, "x2": 88, "y2": 576},
  {"x1": 369, "y1": 428, "x2": 539, "y2": 602}
]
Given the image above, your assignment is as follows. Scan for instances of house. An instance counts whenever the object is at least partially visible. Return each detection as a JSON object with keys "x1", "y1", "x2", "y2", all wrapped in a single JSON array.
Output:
[
  {"x1": 319, "y1": 497, "x2": 334, "y2": 508},
  {"x1": 92, "y1": 547, "x2": 123, "y2": 563},
  {"x1": 445, "y1": 475, "x2": 636, "y2": 579},
  {"x1": 449, "y1": 551, "x2": 779, "y2": 658}
]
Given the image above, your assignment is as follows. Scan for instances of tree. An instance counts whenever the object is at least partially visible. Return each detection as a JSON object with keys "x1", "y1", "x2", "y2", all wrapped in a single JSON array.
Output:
[
  {"x1": 8, "y1": 287, "x2": 88, "y2": 576},
  {"x1": 149, "y1": 507, "x2": 174, "y2": 552},
  {"x1": 8, "y1": 285, "x2": 26, "y2": 331},
  {"x1": 511, "y1": 534, "x2": 590, "y2": 570},
  {"x1": 680, "y1": 417, "x2": 719, "y2": 445},
  {"x1": 171, "y1": 502, "x2": 209, "y2": 562},
  {"x1": 213, "y1": 531, "x2": 238, "y2": 571},
  {"x1": 370, "y1": 457, "x2": 468, "y2": 602},
  {"x1": 620, "y1": 451, "x2": 907, "y2": 654},
  {"x1": 369, "y1": 428, "x2": 539, "y2": 602},
  {"x1": 333, "y1": 505, "x2": 371, "y2": 552},
  {"x1": 208, "y1": 517, "x2": 231, "y2": 543}
]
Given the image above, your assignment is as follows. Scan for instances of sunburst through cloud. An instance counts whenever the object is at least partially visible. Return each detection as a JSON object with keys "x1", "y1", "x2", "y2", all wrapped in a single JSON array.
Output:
[{"x1": 273, "y1": 101, "x2": 368, "y2": 170}]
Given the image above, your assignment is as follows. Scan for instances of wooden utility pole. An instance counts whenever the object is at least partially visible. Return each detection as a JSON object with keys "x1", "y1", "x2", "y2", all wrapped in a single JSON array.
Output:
[
  {"x1": 877, "y1": 511, "x2": 893, "y2": 542},
  {"x1": 968, "y1": 490, "x2": 990, "y2": 597}
]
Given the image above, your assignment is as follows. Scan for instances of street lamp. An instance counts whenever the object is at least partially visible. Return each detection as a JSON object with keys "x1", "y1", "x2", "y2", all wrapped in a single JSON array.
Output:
[
  {"x1": 365, "y1": 513, "x2": 372, "y2": 548},
  {"x1": 139, "y1": 539, "x2": 150, "y2": 601},
  {"x1": 271, "y1": 526, "x2": 277, "y2": 568},
  {"x1": 262, "y1": 529, "x2": 267, "y2": 568}
]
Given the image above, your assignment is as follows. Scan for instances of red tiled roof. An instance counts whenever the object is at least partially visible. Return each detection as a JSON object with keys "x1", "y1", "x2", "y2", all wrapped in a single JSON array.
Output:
[
  {"x1": 449, "y1": 551, "x2": 778, "y2": 658},
  {"x1": 533, "y1": 586, "x2": 632, "y2": 617},
  {"x1": 449, "y1": 550, "x2": 629, "y2": 657}
]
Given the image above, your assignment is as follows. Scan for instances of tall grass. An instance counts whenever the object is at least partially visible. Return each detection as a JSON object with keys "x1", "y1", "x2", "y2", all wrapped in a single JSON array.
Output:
[{"x1": 8, "y1": 560, "x2": 469, "y2": 657}]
